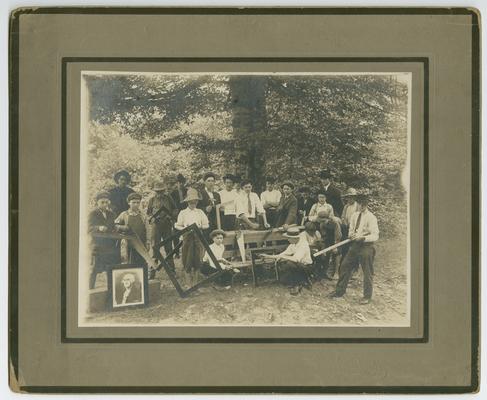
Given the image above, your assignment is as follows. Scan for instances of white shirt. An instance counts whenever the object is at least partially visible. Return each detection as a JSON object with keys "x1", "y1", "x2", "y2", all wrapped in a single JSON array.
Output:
[
  {"x1": 308, "y1": 202, "x2": 335, "y2": 221},
  {"x1": 236, "y1": 192, "x2": 265, "y2": 219},
  {"x1": 299, "y1": 230, "x2": 322, "y2": 247},
  {"x1": 218, "y1": 188, "x2": 238, "y2": 215},
  {"x1": 349, "y1": 209, "x2": 379, "y2": 243},
  {"x1": 341, "y1": 201, "x2": 359, "y2": 226},
  {"x1": 175, "y1": 207, "x2": 209, "y2": 230},
  {"x1": 260, "y1": 190, "x2": 282, "y2": 208},
  {"x1": 279, "y1": 238, "x2": 313, "y2": 265},
  {"x1": 202, "y1": 242, "x2": 226, "y2": 269}
]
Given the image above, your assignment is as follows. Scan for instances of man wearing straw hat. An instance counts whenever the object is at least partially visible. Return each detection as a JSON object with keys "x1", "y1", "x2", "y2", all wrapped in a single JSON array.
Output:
[
  {"x1": 329, "y1": 193, "x2": 379, "y2": 304},
  {"x1": 263, "y1": 226, "x2": 313, "y2": 296},
  {"x1": 340, "y1": 187, "x2": 359, "y2": 259},
  {"x1": 174, "y1": 188, "x2": 210, "y2": 286}
]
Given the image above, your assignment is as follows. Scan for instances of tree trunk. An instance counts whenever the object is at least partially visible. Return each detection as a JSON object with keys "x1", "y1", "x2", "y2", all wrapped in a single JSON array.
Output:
[{"x1": 228, "y1": 76, "x2": 268, "y2": 191}]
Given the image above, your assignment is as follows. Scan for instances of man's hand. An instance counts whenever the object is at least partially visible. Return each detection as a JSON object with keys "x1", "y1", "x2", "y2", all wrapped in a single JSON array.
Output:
[
  {"x1": 205, "y1": 205, "x2": 213, "y2": 213},
  {"x1": 98, "y1": 226, "x2": 108, "y2": 232},
  {"x1": 116, "y1": 225, "x2": 129, "y2": 232},
  {"x1": 353, "y1": 235, "x2": 365, "y2": 242},
  {"x1": 250, "y1": 222, "x2": 260, "y2": 230},
  {"x1": 264, "y1": 222, "x2": 270, "y2": 229},
  {"x1": 282, "y1": 224, "x2": 290, "y2": 230}
]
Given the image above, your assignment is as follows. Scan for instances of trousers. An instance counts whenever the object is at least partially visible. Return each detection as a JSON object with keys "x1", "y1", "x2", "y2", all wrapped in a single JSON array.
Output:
[
  {"x1": 150, "y1": 220, "x2": 175, "y2": 268},
  {"x1": 335, "y1": 242, "x2": 376, "y2": 299}
]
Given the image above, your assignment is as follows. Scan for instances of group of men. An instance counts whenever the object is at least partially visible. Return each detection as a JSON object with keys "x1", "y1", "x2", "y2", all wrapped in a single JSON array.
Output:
[{"x1": 88, "y1": 168, "x2": 379, "y2": 304}]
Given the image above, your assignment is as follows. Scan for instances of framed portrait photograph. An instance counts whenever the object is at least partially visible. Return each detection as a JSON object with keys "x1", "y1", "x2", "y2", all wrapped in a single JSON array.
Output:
[
  {"x1": 9, "y1": 7, "x2": 480, "y2": 394},
  {"x1": 108, "y1": 265, "x2": 148, "y2": 310}
]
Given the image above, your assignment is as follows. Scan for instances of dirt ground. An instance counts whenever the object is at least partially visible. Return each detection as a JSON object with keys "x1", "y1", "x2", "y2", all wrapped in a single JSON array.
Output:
[{"x1": 84, "y1": 235, "x2": 408, "y2": 326}]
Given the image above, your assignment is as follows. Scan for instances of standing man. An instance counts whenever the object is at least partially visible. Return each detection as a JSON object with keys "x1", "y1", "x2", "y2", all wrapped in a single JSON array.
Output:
[
  {"x1": 236, "y1": 179, "x2": 270, "y2": 230},
  {"x1": 218, "y1": 174, "x2": 239, "y2": 231},
  {"x1": 260, "y1": 177, "x2": 282, "y2": 227},
  {"x1": 147, "y1": 181, "x2": 178, "y2": 272},
  {"x1": 297, "y1": 186, "x2": 314, "y2": 225},
  {"x1": 198, "y1": 172, "x2": 221, "y2": 233},
  {"x1": 275, "y1": 182, "x2": 298, "y2": 230},
  {"x1": 329, "y1": 194, "x2": 379, "y2": 304},
  {"x1": 108, "y1": 170, "x2": 135, "y2": 217},
  {"x1": 170, "y1": 173, "x2": 187, "y2": 258},
  {"x1": 340, "y1": 187, "x2": 359, "y2": 259},
  {"x1": 315, "y1": 209, "x2": 342, "y2": 280},
  {"x1": 319, "y1": 170, "x2": 343, "y2": 217},
  {"x1": 88, "y1": 191, "x2": 120, "y2": 289}
]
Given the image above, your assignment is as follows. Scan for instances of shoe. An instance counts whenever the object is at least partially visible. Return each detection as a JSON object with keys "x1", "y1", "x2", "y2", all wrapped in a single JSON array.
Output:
[
  {"x1": 328, "y1": 291, "x2": 343, "y2": 299},
  {"x1": 359, "y1": 298, "x2": 371, "y2": 305},
  {"x1": 289, "y1": 286, "x2": 302, "y2": 296}
]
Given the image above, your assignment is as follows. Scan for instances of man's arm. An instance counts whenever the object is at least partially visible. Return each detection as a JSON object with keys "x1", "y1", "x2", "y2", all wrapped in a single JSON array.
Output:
[{"x1": 363, "y1": 215, "x2": 379, "y2": 242}]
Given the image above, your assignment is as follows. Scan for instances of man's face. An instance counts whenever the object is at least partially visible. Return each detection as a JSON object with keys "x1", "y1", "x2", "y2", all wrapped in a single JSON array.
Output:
[
  {"x1": 347, "y1": 196, "x2": 356, "y2": 205},
  {"x1": 97, "y1": 198, "x2": 110, "y2": 211},
  {"x1": 205, "y1": 177, "x2": 215, "y2": 190},
  {"x1": 265, "y1": 182, "x2": 273, "y2": 191},
  {"x1": 243, "y1": 183, "x2": 252, "y2": 194},
  {"x1": 358, "y1": 202, "x2": 367, "y2": 212},
  {"x1": 128, "y1": 199, "x2": 140, "y2": 211},
  {"x1": 224, "y1": 179, "x2": 234, "y2": 191},
  {"x1": 320, "y1": 178, "x2": 330, "y2": 186},
  {"x1": 318, "y1": 194, "x2": 326, "y2": 204},
  {"x1": 213, "y1": 234, "x2": 224, "y2": 245},
  {"x1": 302, "y1": 192, "x2": 309, "y2": 200},
  {"x1": 118, "y1": 176, "x2": 128, "y2": 187},
  {"x1": 282, "y1": 185, "x2": 292, "y2": 196},
  {"x1": 122, "y1": 276, "x2": 133, "y2": 289}
]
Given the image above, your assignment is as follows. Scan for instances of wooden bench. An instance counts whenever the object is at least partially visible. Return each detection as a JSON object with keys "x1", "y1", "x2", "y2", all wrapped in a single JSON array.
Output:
[{"x1": 221, "y1": 229, "x2": 289, "y2": 286}]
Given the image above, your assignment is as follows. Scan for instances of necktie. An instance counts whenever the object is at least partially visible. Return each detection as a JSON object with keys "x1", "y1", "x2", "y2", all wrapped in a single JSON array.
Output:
[
  {"x1": 247, "y1": 194, "x2": 252, "y2": 215},
  {"x1": 354, "y1": 212, "x2": 362, "y2": 233}
]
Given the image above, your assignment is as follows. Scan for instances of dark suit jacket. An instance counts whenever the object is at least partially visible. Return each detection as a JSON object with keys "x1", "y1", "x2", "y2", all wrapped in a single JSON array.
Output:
[
  {"x1": 147, "y1": 193, "x2": 178, "y2": 225},
  {"x1": 198, "y1": 188, "x2": 221, "y2": 229},
  {"x1": 115, "y1": 283, "x2": 142, "y2": 305},
  {"x1": 170, "y1": 187, "x2": 188, "y2": 211},
  {"x1": 108, "y1": 186, "x2": 135, "y2": 216},
  {"x1": 275, "y1": 194, "x2": 298, "y2": 227},
  {"x1": 297, "y1": 196, "x2": 315, "y2": 216},
  {"x1": 321, "y1": 184, "x2": 344, "y2": 216},
  {"x1": 88, "y1": 208, "x2": 117, "y2": 254}
]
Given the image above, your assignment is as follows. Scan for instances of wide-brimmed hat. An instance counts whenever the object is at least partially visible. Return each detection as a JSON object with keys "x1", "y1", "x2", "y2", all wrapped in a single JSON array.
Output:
[
  {"x1": 153, "y1": 181, "x2": 165, "y2": 191},
  {"x1": 176, "y1": 173, "x2": 186, "y2": 183},
  {"x1": 183, "y1": 188, "x2": 201, "y2": 203},
  {"x1": 95, "y1": 191, "x2": 110, "y2": 201},
  {"x1": 315, "y1": 210, "x2": 332, "y2": 222},
  {"x1": 356, "y1": 193, "x2": 369, "y2": 205},
  {"x1": 222, "y1": 174, "x2": 235, "y2": 182},
  {"x1": 203, "y1": 172, "x2": 216, "y2": 181},
  {"x1": 127, "y1": 193, "x2": 142, "y2": 202},
  {"x1": 114, "y1": 170, "x2": 131, "y2": 183},
  {"x1": 283, "y1": 226, "x2": 302, "y2": 239},
  {"x1": 343, "y1": 187, "x2": 358, "y2": 197}
]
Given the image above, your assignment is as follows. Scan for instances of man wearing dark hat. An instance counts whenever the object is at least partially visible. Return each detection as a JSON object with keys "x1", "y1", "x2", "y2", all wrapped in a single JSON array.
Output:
[
  {"x1": 315, "y1": 209, "x2": 342, "y2": 280},
  {"x1": 275, "y1": 182, "x2": 298, "y2": 229},
  {"x1": 88, "y1": 191, "x2": 120, "y2": 289},
  {"x1": 340, "y1": 187, "x2": 359, "y2": 259},
  {"x1": 329, "y1": 194, "x2": 379, "y2": 304},
  {"x1": 108, "y1": 170, "x2": 135, "y2": 217},
  {"x1": 147, "y1": 181, "x2": 178, "y2": 271},
  {"x1": 170, "y1": 174, "x2": 188, "y2": 258},
  {"x1": 319, "y1": 170, "x2": 343, "y2": 216},
  {"x1": 197, "y1": 172, "x2": 221, "y2": 234}
]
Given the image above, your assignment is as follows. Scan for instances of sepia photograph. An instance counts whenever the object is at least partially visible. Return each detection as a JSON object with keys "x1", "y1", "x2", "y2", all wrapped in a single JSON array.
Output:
[{"x1": 78, "y1": 71, "x2": 411, "y2": 327}]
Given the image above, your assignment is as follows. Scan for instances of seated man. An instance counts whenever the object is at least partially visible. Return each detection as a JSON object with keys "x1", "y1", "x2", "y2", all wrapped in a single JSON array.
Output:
[
  {"x1": 260, "y1": 176, "x2": 281, "y2": 227},
  {"x1": 275, "y1": 182, "x2": 298, "y2": 230},
  {"x1": 263, "y1": 227, "x2": 313, "y2": 295},
  {"x1": 308, "y1": 191, "x2": 335, "y2": 222},
  {"x1": 218, "y1": 174, "x2": 239, "y2": 231},
  {"x1": 200, "y1": 229, "x2": 235, "y2": 288},
  {"x1": 235, "y1": 179, "x2": 270, "y2": 230},
  {"x1": 297, "y1": 186, "x2": 314, "y2": 225}
]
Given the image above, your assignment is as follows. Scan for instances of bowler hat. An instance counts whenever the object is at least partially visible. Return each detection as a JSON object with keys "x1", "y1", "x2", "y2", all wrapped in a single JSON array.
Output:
[
  {"x1": 203, "y1": 172, "x2": 216, "y2": 181},
  {"x1": 183, "y1": 188, "x2": 201, "y2": 203},
  {"x1": 114, "y1": 170, "x2": 131, "y2": 183},
  {"x1": 96, "y1": 191, "x2": 110, "y2": 201},
  {"x1": 283, "y1": 227, "x2": 302, "y2": 239},
  {"x1": 281, "y1": 181, "x2": 295, "y2": 190},
  {"x1": 127, "y1": 193, "x2": 142, "y2": 202},
  {"x1": 343, "y1": 187, "x2": 358, "y2": 197},
  {"x1": 315, "y1": 210, "x2": 331, "y2": 222}
]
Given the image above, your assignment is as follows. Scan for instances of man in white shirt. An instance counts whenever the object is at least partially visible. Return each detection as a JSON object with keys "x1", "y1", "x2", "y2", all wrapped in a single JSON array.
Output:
[
  {"x1": 308, "y1": 192, "x2": 335, "y2": 222},
  {"x1": 329, "y1": 194, "x2": 379, "y2": 304},
  {"x1": 200, "y1": 229, "x2": 234, "y2": 288},
  {"x1": 260, "y1": 177, "x2": 282, "y2": 227},
  {"x1": 218, "y1": 174, "x2": 239, "y2": 231},
  {"x1": 263, "y1": 227, "x2": 313, "y2": 295},
  {"x1": 340, "y1": 187, "x2": 359, "y2": 259},
  {"x1": 236, "y1": 179, "x2": 270, "y2": 230}
]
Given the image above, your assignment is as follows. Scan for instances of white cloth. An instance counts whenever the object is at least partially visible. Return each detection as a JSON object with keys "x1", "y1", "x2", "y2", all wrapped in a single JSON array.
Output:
[
  {"x1": 236, "y1": 192, "x2": 265, "y2": 219},
  {"x1": 299, "y1": 230, "x2": 322, "y2": 247},
  {"x1": 308, "y1": 202, "x2": 335, "y2": 221},
  {"x1": 122, "y1": 288, "x2": 131, "y2": 305},
  {"x1": 279, "y1": 238, "x2": 313, "y2": 265},
  {"x1": 218, "y1": 189, "x2": 238, "y2": 216},
  {"x1": 205, "y1": 188, "x2": 215, "y2": 202},
  {"x1": 202, "y1": 242, "x2": 226, "y2": 269},
  {"x1": 349, "y1": 209, "x2": 379, "y2": 243},
  {"x1": 260, "y1": 189, "x2": 282, "y2": 207},
  {"x1": 175, "y1": 207, "x2": 209, "y2": 230}
]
